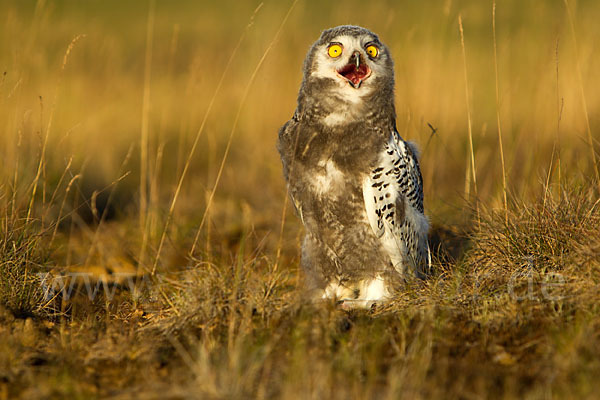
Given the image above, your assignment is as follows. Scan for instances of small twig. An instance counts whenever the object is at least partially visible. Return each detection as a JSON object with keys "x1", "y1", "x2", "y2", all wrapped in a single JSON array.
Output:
[{"x1": 423, "y1": 122, "x2": 438, "y2": 155}]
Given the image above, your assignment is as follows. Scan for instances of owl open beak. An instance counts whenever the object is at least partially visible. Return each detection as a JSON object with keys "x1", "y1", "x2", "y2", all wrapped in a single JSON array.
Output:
[{"x1": 337, "y1": 51, "x2": 371, "y2": 88}]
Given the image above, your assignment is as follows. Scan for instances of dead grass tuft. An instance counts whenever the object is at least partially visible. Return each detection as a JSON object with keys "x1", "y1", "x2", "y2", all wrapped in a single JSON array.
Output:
[{"x1": 0, "y1": 216, "x2": 46, "y2": 318}]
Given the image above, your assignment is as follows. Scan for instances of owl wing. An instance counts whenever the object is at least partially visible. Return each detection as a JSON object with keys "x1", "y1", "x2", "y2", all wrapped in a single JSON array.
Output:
[
  {"x1": 362, "y1": 130, "x2": 430, "y2": 277},
  {"x1": 277, "y1": 111, "x2": 300, "y2": 181}
]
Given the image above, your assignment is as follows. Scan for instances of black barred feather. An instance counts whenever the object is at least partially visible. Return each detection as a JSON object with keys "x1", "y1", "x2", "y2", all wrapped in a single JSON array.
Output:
[{"x1": 363, "y1": 130, "x2": 429, "y2": 277}]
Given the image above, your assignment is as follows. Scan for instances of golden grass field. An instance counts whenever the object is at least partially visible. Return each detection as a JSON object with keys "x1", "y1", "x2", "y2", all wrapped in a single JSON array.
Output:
[{"x1": 1, "y1": 0, "x2": 600, "y2": 398}]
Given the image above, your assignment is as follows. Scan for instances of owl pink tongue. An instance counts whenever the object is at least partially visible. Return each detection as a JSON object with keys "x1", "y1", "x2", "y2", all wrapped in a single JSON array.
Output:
[{"x1": 338, "y1": 63, "x2": 370, "y2": 86}]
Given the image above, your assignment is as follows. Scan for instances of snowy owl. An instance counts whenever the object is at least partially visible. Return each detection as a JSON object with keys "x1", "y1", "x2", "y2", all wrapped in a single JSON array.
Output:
[{"x1": 277, "y1": 25, "x2": 430, "y2": 308}]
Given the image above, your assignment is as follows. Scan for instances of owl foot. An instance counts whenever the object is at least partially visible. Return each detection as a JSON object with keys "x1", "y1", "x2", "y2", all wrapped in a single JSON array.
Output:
[{"x1": 321, "y1": 275, "x2": 391, "y2": 309}]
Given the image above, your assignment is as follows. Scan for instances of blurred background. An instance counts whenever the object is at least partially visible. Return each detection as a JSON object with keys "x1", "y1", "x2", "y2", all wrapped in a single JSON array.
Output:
[{"x1": 1, "y1": 0, "x2": 598, "y2": 268}]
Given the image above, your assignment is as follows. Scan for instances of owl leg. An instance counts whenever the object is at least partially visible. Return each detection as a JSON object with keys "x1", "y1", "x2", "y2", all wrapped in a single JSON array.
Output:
[
  {"x1": 302, "y1": 235, "x2": 392, "y2": 308},
  {"x1": 301, "y1": 234, "x2": 338, "y2": 299}
]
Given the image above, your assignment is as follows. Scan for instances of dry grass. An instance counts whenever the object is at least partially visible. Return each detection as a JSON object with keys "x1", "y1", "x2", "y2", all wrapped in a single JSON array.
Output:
[{"x1": 1, "y1": 0, "x2": 600, "y2": 398}]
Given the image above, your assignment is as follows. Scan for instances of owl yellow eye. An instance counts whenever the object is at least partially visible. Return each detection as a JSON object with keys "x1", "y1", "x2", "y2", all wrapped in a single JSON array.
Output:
[
  {"x1": 328, "y1": 44, "x2": 343, "y2": 58},
  {"x1": 366, "y1": 45, "x2": 379, "y2": 58}
]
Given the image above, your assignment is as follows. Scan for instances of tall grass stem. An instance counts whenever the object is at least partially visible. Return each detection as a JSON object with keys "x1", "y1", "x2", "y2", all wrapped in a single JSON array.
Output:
[
  {"x1": 492, "y1": 2, "x2": 508, "y2": 224},
  {"x1": 458, "y1": 15, "x2": 480, "y2": 225},
  {"x1": 189, "y1": 0, "x2": 299, "y2": 256}
]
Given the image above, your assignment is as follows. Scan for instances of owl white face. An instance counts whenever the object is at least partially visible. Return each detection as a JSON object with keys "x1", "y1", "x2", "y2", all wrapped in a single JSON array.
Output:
[{"x1": 311, "y1": 34, "x2": 388, "y2": 102}]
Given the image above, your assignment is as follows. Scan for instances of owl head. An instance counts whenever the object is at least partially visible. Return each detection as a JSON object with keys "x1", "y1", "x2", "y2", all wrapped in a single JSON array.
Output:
[{"x1": 301, "y1": 25, "x2": 395, "y2": 105}]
